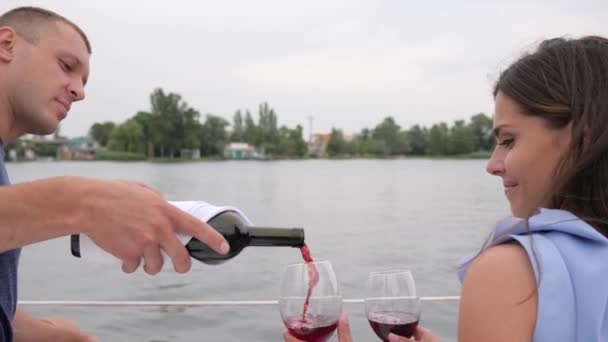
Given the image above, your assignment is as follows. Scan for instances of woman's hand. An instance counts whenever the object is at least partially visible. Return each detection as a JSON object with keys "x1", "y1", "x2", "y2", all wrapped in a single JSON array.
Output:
[{"x1": 388, "y1": 325, "x2": 440, "y2": 342}]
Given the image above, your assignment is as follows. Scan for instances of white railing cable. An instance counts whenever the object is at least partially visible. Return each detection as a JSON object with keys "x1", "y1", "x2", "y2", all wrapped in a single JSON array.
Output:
[{"x1": 18, "y1": 296, "x2": 460, "y2": 307}]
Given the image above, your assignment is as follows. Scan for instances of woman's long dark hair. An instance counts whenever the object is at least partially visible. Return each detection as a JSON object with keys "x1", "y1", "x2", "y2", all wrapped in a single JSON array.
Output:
[{"x1": 494, "y1": 36, "x2": 608, "y2": 235}]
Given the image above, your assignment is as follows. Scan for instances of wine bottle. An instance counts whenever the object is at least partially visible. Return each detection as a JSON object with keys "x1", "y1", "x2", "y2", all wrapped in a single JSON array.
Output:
[{"x1": 70, "y1": 201, "x2": 305, "y2": 265}]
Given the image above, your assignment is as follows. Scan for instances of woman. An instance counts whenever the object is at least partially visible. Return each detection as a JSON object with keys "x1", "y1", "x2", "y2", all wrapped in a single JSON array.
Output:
[{"x1": 284, "y1": 35, "x2": 608, "y2": 341}]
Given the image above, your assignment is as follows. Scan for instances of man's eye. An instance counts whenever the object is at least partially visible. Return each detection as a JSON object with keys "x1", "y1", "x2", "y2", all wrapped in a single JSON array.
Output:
[{"x1": 61, "y1": 61, "x2": 73, "y2": 72}]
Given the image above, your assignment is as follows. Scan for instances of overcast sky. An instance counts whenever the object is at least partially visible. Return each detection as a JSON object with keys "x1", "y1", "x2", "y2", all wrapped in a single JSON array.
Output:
[{"x1": 2, "y1": 0, "x2": 607, "y2": 138}]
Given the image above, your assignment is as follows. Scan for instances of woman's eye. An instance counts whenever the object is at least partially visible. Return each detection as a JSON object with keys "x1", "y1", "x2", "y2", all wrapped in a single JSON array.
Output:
[{"x1": 497, "y1": 138, "x2": 514, "y2": 147}]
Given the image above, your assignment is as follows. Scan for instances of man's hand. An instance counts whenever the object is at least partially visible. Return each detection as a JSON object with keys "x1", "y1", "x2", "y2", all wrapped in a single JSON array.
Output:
[
  {"x1": 0, "y1": 176, "x2": 229, "y2": 275},
  {"x1": 70, "y1": 178, "x2": 229, "y2": 274}
]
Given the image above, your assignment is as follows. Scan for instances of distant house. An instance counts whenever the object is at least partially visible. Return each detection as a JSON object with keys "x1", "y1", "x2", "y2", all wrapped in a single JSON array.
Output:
[
  {"x1": 58, "y1": 136, "x2": 99, "y2": 160},
  {"x1": 308, "y1": 133, "x2": 331, "y2": 157},
  {"x1": 24, "y1": 135, "x2": 68, "y2": 160},
  {"x1": 224, "y1": 142, "x2": 255, "y2": 160}
]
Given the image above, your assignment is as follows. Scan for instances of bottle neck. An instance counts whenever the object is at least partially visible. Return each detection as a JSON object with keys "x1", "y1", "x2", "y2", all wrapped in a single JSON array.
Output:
[{"x1": 247, "y1": 227, "x2": 305, "y2": 247}]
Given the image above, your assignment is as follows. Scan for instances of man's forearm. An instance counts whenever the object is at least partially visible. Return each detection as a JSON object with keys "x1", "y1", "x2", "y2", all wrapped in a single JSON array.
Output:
[
  {"x1": 13, "y1": 308, "x2": 94, "y2": 342},
  {"x1": 12, "y1": 308, "x2": 56, "y2": 342},
  {"x1": 0, "y1": 177, "x2": 81, "y2": 252}
]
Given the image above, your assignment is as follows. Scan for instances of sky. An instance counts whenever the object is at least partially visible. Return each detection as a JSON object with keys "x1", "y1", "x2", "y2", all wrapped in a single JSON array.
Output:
[{"x1": 2, "y1": 0, "x2": 607, "y2": 138}]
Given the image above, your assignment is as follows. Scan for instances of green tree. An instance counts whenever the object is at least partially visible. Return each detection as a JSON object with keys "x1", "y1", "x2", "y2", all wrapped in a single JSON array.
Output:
[
  {"x1": 176, "y1": 107, "x2": 201, "y2": 151},
  {"x1": 199, "y1": 114, "x2": 229, "y2": 156},
  {"x1": 396, "y1": 131, "x2": 412, "y2": 155},
  {"x1": 255, "y1": 102, "x2": 279, "y2": 153},
  {"x1": 148, "y1": 88, "x2": 202, "y2": 158},
  {"x1": 149, "y1": 88, "x2": 176, "y2": 157},
  {"x1": 429, "y1": 122, "x2": 449, "y2": 155},
  {"x1": 274, "y1": 125, "x2": 307, "y2": 157},
  {"x1": 407, "y1": 125, "x2": 429, "y2": 155},
  {"x1": 290, "y1": 125, "x2": 308, "y2": 157},
  {"x1": 108, "y1": 119, "x2": 144, "y2": 153},
  {"x1": 244, "y1": 110, "x2": 256, "y2": 145},
  {"x1": 449, "y1": 120, "x2": 476, "y2": 155},
  {"x1": 366, "y1": 139, "x2": 389, "y2": 156},
  {"x1": 327, "y1": 128, "x2": 347, "y2": 157},
  {"x1": 89, "y1": 121, "x2": 115, "y2": 146},
  {"x1": 469, "y1": 112, "x2": 494, "y2": 151},
  {"x1": 32, "y1": 143, "x2": 57, "y2": 158},
  {"x1": 351, "y1": 128, "x2": 374, "y2": 156},
  {"x1": 275, "y1": 126, "x2": 292, "y2": 156},
  {"x1": 372, "y1": 117, "x2": 403, "y2": 155},
  {"x1": 133, "y1": 111, "x2": 160, "y2": 157},
  {"x1": 231, "y1": 110, "x2": 245, "y2": 142}
]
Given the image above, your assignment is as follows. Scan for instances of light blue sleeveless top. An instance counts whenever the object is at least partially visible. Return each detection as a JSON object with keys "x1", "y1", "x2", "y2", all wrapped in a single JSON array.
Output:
[{"x1": 458, "y1": 209, "x2": 608, "y2": 341}]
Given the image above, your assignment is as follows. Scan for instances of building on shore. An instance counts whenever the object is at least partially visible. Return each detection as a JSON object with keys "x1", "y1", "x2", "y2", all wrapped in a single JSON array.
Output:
[{"x1": 57, "y1": 136, "x2": 100, "y2": 160}]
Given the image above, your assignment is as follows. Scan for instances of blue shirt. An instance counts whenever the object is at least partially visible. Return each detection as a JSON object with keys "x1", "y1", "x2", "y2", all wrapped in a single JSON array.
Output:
[
  {"x1": 458, "y1": 209, "x2": 608, "y2": 341},
  {"x1": 0, "y1": 141, "x2": 21, "y2": 342}
]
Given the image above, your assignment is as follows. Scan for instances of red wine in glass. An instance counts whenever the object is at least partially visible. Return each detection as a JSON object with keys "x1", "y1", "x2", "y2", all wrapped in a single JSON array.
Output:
[
  {"x1": 284, "y1": 315, "x2": 338, "y2": 342},
  {"x1": 368, "y1": 311, "x2": 419, "y2": 340},
  {"x1": 300, "y1": 243, "x2": 319, "y2": 321},
  {"x1": 279, "y1": 259, "x2": 341, "y2": 342}
]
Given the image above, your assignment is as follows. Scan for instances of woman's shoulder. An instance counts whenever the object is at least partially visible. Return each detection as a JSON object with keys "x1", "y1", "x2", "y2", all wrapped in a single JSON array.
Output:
[
  {"x1": 463, "y1": 243, "x2": 535, "y2": 296},
  {"x1": 459, "y1": 243, "x2": 537, "y2": 341}
]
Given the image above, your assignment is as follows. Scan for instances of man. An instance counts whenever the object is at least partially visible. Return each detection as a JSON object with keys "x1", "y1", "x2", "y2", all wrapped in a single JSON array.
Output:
[{"x1": 0, "y1": 6, "x2": 229, "y2": 341}]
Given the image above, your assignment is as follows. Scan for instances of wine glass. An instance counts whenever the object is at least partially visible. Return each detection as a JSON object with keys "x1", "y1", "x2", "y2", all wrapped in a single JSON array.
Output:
[
  {"x1": 364, "y1": 270, "x2": 421, "y2": 341},
  {"x1": 279, "y1": 260, "x2": 342, "y2": 342}
]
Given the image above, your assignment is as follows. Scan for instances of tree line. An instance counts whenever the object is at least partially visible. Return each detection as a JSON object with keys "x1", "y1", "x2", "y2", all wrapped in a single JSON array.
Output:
[
  {"x1": 325, "y1": 114, "x2": 494, "y2": 158},
  {"x1": 88, "y1": 88, "x2": 495, "y2": 159},
  {"x1": 90, "y1": 88, "x2": 308, "y2": 159}
]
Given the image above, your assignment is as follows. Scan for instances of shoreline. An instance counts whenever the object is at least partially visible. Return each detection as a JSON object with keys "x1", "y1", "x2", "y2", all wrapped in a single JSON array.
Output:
[{"x1": 5, "y1": 153, "x2": 492, "y2": 163}]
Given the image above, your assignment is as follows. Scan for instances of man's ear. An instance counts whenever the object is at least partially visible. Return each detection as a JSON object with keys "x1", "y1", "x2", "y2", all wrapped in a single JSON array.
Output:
[{"x1": 0, "y1": 27, "x2": 17, "y2": 63}]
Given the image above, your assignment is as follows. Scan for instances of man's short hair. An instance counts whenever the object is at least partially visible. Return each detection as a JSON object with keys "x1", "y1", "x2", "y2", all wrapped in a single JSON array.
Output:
[{"x1": 0, "y1": 6, "x2": 91, "y2": 54}]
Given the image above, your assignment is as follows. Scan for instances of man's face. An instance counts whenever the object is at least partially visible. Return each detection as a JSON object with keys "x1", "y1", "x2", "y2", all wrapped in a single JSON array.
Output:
[{"x1": 7, "y1": 21, "x2": 90, "y2": 135}]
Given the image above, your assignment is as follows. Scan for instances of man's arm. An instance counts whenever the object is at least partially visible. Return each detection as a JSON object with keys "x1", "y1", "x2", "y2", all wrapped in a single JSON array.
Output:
[
  {"x1": 0, "y1": 177, "x2": 78, "y2": 251},
  {"x1": 0, "y1": 176, "x2": 229, "y2": 274},
  {"x1": 12, "y1": 308, "x2": 98, "y2": 342}
]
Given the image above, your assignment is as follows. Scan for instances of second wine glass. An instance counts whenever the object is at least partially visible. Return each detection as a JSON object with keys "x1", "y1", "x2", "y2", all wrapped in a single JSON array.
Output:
[{"x1": 364, "y1": 270, "x2": 421, "y2": 341}]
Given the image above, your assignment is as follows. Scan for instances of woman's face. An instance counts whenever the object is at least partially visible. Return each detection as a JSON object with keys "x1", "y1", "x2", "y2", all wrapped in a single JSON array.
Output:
[{"x1": 486, "y1": 92, "x2": 572, "y2": 218}]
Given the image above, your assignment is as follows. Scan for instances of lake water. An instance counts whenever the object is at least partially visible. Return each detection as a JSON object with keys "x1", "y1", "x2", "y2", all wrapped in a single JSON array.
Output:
[{"x1": 8, "y1": 159, "x2": 510, "y2": 341}]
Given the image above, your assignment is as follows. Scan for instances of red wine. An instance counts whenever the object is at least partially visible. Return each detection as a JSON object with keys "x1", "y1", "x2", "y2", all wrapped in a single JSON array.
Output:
[
  {"x1": 300, "y1": 243, "x2": 314, "y2": 263},
  {"x1": 300, "y1": 243, "x2": 319, "y2": 320},
  {"x1": 368, "y1": 311, "x2": 419, "y2": 340},
  {"x1": 284, "y1": 315, "x2": 338, "y2": 342},
  {"x1": 71, "y1": 210, "x2": 305, "y2": 265}
]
